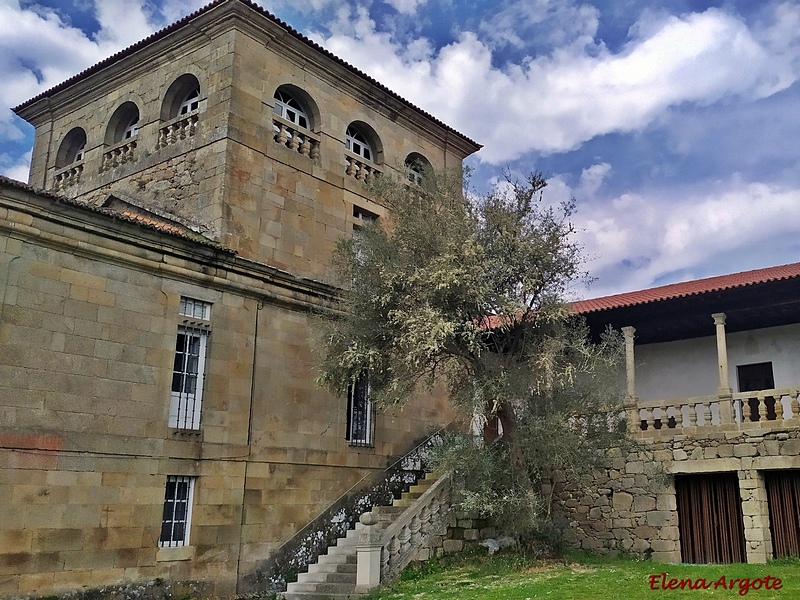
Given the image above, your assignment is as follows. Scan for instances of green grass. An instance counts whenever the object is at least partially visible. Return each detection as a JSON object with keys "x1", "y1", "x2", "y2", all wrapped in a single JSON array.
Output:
[{"x1": 361, "y1": 552, "x2": 800, "y2": 599}]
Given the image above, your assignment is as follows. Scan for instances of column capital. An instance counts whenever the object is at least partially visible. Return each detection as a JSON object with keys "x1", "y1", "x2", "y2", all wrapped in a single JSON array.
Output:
[{"x1": 712, "y1": 312, "x2": 727, "y2": 325}]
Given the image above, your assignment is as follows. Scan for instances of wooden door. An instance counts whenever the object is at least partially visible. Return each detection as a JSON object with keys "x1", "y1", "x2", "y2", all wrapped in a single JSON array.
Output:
[
  {"x1": 766, "y1": 470, "x2": 800, "y2": 558},
  {"x1": 676, "y1": 473, "x2": 746, "y2": 563}
]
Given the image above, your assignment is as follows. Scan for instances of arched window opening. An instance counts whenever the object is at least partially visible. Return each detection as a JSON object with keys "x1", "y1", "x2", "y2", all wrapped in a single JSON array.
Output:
[
  {"x1": 346, "y1": 126, "x2": 373, "y2": 162},
  {"x1": 404, "y1": 153, "x2": 430, "y2": 185},
  {"x1": 273, "y1": 90, "x2": 309, "y2": 130},
  {"x1": 161, "y1": 74, "x2": 202, "y2": 121},
  {"x1": 55, "y1": 127, "x2": 87, "y2": 168},
  {"x1": 106, "y1": 102, "x2": 141, "y2": 145}
]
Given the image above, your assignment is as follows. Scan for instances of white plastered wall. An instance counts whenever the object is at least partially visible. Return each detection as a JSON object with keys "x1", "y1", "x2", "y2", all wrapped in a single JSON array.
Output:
[{"x1": 635, "y1": 323, "x2": 800, "y2": 402}]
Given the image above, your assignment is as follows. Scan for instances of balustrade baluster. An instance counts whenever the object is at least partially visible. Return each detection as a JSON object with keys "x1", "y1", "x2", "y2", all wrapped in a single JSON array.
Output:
[
  {"x1": 775, "y1": 395, "x2": 785, "y2": 421},
  {"x1": 419, "y1": 505, "x2": 430, "y2": 530},
  {"x1": 299, "y1": 134, "x2": 310, "y2": 156},
  {"x1": 310, "y1": 140, "x2": 320, "y2": 160},
  {"x1": 409, "y1": 515, "x2": 421, "y2": 546},
  {"x1": 757, "y1": 395, "x2": 768, "y2": 421},
  {"x1": 398, "y1": 525, "x2": 411, "y2": 559},
  {"x1": 358, "y1": 164, "x2": 370, "y2": 182},
  {"x1": 288, "y1": 129, "x2": 300, "y2": 152},
  {"x1": 275, "y1": 123, "x2": 288, "y2": 145},
  {"x1": 346, "y1": 157, "x2": 357, "y2": 177}
]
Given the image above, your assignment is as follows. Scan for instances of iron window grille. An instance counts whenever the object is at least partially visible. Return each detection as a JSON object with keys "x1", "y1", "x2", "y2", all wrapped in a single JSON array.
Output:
[
  {"x1": 169, "y1": 298, "x2": 211, "y2": 430},
  {"x1": 346, "y1": 374, "x2": 375, "y2": 447},
  {"x1": 159, "y1": 475, "x2": 195, "y2": 547}
]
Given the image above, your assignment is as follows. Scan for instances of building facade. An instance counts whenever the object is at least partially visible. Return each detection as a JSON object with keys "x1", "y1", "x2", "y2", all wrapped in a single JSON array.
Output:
[
  {"x1": 562, "y1": 264, "x2": 800, "y2": 564},
  {"x1": 1, "y1": 0, "x2": 479, "y2": 597}
]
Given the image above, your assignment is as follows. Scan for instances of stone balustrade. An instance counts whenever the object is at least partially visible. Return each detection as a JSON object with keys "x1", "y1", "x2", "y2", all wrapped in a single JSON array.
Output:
[
  {"x1": 345, "y1": 152, "x2": 381, "y2": 183},
  {"x1": 101, "y1": 140, "x2": 137, "y2": 171},
  {"x1": 157, "y1": 113, "x2": 198, "y2": 148},
  {"x1": 637, "y1": 387, "x2": 800, "y2": 433},
  {"x1": 356, "y1": 472, "x2": 451, "y2": 592},
  {"x1": 272, "y1": 116, "x2": 320, "y2": 159},
  {"x1": 53, "y1": 164, "x2": 83, "y2": 190}
]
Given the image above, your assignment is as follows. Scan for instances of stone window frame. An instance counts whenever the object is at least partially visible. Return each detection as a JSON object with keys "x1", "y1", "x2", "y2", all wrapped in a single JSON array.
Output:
[
  {"x1": 169, "y1": 297, "x2": 211, "y2": 431},
  {"x1": 159, "y1": 475, "x2": 196, "y2": 547}
]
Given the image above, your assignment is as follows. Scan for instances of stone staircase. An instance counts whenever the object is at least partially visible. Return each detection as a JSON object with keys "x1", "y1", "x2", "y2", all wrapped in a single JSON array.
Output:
[{"x1": 282, "y1": 473, "x2": 442, "y2": 600}]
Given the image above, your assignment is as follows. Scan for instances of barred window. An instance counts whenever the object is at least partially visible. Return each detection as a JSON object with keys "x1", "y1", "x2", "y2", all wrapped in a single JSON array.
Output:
[
  {"x1": 159, "y1": 475, "x2": 195, "y2": 547},
  {"x1": 346, "y1": 373, "x2": 375, "y2": 447},
  {"x1": 169, "y1": 297, "x2": 211, "y2": 430}
]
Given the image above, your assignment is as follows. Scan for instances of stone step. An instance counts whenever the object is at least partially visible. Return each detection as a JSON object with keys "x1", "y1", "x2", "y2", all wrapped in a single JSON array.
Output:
[
  {"x1": 296, "y1": 570, "x2": 355, "y2": 584},
  {"x1": 317, "y1": 549, "x2": 357, "y2": 563},
  {"x1": 286, "y1": 581, "x2": 356, "y2": 594},
  {"x1": 307, "y1": 561, "x2": 357, "y2": 575}
]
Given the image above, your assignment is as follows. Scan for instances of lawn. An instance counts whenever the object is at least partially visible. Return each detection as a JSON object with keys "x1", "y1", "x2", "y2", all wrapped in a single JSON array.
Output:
[{"x1": 361, "y1": 552, "x2": 800, "y2": 599}]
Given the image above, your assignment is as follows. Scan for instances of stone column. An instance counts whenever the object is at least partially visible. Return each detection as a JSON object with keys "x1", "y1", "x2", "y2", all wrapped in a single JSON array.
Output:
[
  {"x1": 622, "y1": 326, "x2": 639, "y2": 432},
  {"x1": 622, "y1": 326, "x2": 636, "y2": 400},
  {"x1": 712, "y1": 313, "x2": 733, "y2": 424},
  {"x1": 356, "y1": 512, "x2": 382, "y2": 592}
]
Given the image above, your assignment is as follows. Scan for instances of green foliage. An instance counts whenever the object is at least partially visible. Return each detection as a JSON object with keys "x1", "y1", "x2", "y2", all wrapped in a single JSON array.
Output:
[
  {"x1": 364, "y1": 552, "x2": 800, "y2": 600},
  {"x1": 318, "y1": 167, "x2": 630, "y2": 549}
]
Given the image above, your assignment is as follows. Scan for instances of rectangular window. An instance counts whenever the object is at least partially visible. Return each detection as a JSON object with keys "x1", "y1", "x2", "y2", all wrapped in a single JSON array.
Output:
[
  {"x1": 160, "y1": 475, "x2": 195, "y2": 547},
  {"x1": 353, "y1": 205, "x2": 378, "y2": 230},
  {"x1": 737, "y1": 362, "x2": 775, "y2": 392},
  {"x1": 169, "y1": 297, "x2": 211, "y2": 430},
  {"x1": 346, "y1": 374, "x2": 374, "y2": 447}
]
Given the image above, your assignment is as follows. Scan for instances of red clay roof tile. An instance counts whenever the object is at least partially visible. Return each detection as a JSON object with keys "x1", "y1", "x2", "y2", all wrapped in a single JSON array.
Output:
[{"x1": 572, "y1": 262, "x2": 800, "y2": 314}]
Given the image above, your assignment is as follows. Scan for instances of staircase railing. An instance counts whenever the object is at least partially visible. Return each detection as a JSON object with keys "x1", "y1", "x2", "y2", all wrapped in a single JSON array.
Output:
[
  {"x1": 243, "y1": 427, "x2": 446, "y2": 594},
  {"x1": 354, "y1": 470, "x2": 453, "y2": 593}
]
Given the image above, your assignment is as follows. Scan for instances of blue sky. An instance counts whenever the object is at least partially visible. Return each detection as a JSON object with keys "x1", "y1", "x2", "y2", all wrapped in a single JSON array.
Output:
[{"x1": 2, "y1": 0, "x2": 800, "y2": 298}]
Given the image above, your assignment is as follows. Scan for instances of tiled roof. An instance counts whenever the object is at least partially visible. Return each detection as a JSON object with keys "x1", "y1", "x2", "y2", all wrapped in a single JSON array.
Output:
[
  {"x1": 12, "y1": 0, "x2": 481, "y2": 152},
  {"x1": 572, "y1": 262, "x2": 800, "y2": 314},
  {"x1": 0, "y1": 176, "x2": 232, "y2": 252}
]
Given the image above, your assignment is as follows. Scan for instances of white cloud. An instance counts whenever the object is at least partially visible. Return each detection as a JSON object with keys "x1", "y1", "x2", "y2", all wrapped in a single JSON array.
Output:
[
  {"x1": 384, "y1": 0, "x2": 427, "y2": 16},
  {"x1": 312, "y1": 7, "x2": 800, "y2": 164},
  {"x1": 0, "y1": 1, "x2": 172, "y2": 138},
  {"x1": 1, "y1": 149, "x2": 31, "y2": 182},
  {"x1": 570, "y1": 175, "x2": 800, "y2": 297}
]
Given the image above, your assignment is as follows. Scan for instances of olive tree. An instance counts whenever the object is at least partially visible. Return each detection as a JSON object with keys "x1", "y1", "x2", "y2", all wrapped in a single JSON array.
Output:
[{"x1": 318, "y1": 168, "x2": 628, "y2": 549}]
